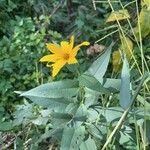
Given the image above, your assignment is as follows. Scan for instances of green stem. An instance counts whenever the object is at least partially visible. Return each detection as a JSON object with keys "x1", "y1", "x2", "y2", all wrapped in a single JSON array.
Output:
[{"x1": 101, "y1": 72, "x2": 149, "y2": 150}]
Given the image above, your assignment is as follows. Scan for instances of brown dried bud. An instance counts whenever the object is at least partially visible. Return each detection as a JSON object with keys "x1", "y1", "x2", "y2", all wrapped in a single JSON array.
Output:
[{"x1": 86, "y1": 44, "x2": 106, "y2": 56}]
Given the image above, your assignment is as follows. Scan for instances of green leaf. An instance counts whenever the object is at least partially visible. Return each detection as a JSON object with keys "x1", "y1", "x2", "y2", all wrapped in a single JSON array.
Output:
[
  {"x1": 145, "y1": 120, "x2": 150, "y2": 144},
  {"x1": 21, "y1": 79, "x2": 78, "y2": 98},
  {"x1": 32, "y1": 116, "x2": 49, "y2": 125},
  {"x1": 86, "y1": 42, "x2": 114, "y2": 81},
  {"x1": 79, "y1": 74, "x2": 110, "y2": 94},
  {"x1": 36, "y1": 128, "x2": 63, "y2": 144},
  {"x1": 0, "y1": 121, "x2": 13, "y2": 131},
  {"x1": 88, "y1": 107, "x2": 126, "y2": 123},
  {"x1": 24, "y1": 97, "x2": 72, "y2": 110},
  {"x1": 80, "y1": 137, "x2": 97, "y2": 150},
  {"x1": 20, "y1": 80, "x2": 79, "y2": 109},
  {"x1": 119, "y1": 126, "x2": 136, "y2": 148},
  {"x1": 120, "y1": 58, "x2": 131, "y2": 109},
  {"x1": 65, "y1": 103, "x2": 79, "y2": 114},
  {"x1": 84, "y1": 88, "x2": 100, "y2": 107},
  {"x1": 50, "y1": 112, "x2": 73, "y2": 127},
  {"x1": 137, "y1": 95, "x2": 150, "y2": 107},
  {"x1": 99, "y1": 107, "x2": 124, "y2": 123},
  {"x1": 60, "y1": 126, "x2": 85, "y2": 150},
  {"x1": 73, "y1": 104, "x2": 88, "y2": 122},
  {"x1": 51, "y1": 112, "x2": 73, "y2": 119},
  {"x1": 13, "y1": 101, "x2": 34, "y2": 126},
  {"x1": 86, "y1": 123, "x2": 103, "y2": 140},
  {"x1": 103, "y1": 78, "x2": 121, "y2": 92}
]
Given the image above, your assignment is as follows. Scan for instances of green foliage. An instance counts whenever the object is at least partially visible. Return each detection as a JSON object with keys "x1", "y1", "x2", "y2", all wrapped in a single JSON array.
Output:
[
  {"x1": 120, "y1": 57, "x2": 131, "y2": 109},
  {"x1": 21, "y1": 79, "x2": 78, "y2": 109},
  {"x1": 1, "y1": 0, "x2": 150, "y2": 149},
  {"x1": 0, "y1": 17, "x2": 44, "y2": 108},
  {"x1": 86, "y1": 42, "x2": 114, "y2": 81},
  {"x1": 80, "y1": 137, "x2": 97, "y2": 150},
  {"x1": 79, "y1": 74, "x2": 110, "y2": 94},
  {"x1": 15, "y1": 51, "x2": 149, "y2": 149},
  {"x1": 60, "y1": 126, "x2": 85, "y2": 150}
]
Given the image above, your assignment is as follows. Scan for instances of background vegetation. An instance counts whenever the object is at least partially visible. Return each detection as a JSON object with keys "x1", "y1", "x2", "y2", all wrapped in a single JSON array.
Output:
[{"x1": 0, "y1": 0, "x2": 150, "y2": 149}]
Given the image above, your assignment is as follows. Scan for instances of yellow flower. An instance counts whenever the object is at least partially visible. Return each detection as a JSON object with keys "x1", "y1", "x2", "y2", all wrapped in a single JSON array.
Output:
[{"x1": 40, "y1": 35, "x2": 90, "y2": 77}]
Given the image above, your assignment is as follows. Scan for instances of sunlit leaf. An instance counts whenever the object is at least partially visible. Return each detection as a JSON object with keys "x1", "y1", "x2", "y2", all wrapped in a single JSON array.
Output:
[
  {"x1": 112, "y1": 50, "x2": 122, "y2": 72},
  {"x1": 134, "y1": 1, "x2": 150, "y2": 40},
  {"x1": 112, "y1": 36, "x2": 133, "y2": 72},
  {"x1": 120, "y1": 36, "x2": 133, "y2": 60},
  {"x1": 141, "y1": 0, "x2": 150, "y2": 10},
  {"x1": 106, "y1": 9, "x2": 130, "y2": 23}
]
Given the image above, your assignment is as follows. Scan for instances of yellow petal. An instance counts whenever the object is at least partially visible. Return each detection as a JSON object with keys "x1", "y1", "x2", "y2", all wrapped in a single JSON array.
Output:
[
  {"x1": 51, "y1": 59, "x2": 66, "y2": 77},
  {"x1": 61, "y1": 35, "x2": 75, "y2": 53},
  {"x1": 67, "y1": 57, "x2": 78, "y2": 64},
  {"x1": 72, "y1": 41, "x2": 90, "y2": 56},
  {"x1": 77, "y1": 41, "x2": 90, "y2": 47},
  {"x1": 46, "y1": 43, "x2": 62, "y2": 54},
  {"x1": 40, "y1": 54, "x2": 60, "y2": 62},
  {"x1": 68, "y1": 35, "x2": 74, "y2": 51},
  {"x1": 61, "y1": 41, "x2": 69, "y2": 53}
]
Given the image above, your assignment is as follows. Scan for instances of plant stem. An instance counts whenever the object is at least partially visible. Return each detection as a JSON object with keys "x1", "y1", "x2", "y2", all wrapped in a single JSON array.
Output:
[
  {"x1": 101, "y1": 72, "x2": 149, "y2": 150},
  {"x1": 107, "y1": 0, "x2": 150, "y2": 93}
]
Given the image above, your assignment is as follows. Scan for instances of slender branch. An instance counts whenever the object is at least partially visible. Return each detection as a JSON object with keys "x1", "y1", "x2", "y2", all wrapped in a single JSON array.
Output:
[
  {"x1": 92, "y1": 0, "x2": 96, "y2": 10},
  {"x1": 101, "y1": 72, "x2": 149, "y2": 150}
]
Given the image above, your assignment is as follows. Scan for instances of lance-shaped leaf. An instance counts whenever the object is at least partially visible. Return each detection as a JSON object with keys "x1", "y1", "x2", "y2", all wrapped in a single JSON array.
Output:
[
  {"x1": 80, "y1": 137, "x2": 97, "y2": 150},
  {"x1": 103, "y1": 78, "x2": 121, "y2": 92},
  {"x1": 20, "y1": 79, "x2": 79, "y2": 109},
  {"x1": 78, "y1": 74, "x2": 110, "y2": 94},
  {"x1": 120, "y1": 57, "x2": 131, "y2": 109},
  {"x1": 50, "y1": 112, "x2": 74, "y2": 126},
  {"x1": 36, "y1": 127, "x2": 63, "y2": 144},
  {"x1": 60, "y1": 126, "x2": 85, "y2": 150},
  {"x1": 86, "y1": 42, "x2": 114, "y2": 81}
]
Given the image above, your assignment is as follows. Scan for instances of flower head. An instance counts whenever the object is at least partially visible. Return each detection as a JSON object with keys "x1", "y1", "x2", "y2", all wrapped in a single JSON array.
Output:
[{"x1": 40, "y1": 35, "x2": 90, "y2": 77}]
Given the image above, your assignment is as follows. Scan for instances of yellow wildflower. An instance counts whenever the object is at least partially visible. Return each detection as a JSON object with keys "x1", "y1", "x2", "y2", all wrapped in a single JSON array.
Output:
[{"x1": 40, "y1": 35, "x2": 90, "y2": 77}]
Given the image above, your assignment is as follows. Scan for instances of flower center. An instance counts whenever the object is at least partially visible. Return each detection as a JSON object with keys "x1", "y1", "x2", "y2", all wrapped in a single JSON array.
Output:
[{"x1": 63, "y1": 53, "x2": 70, "y2": 60}]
